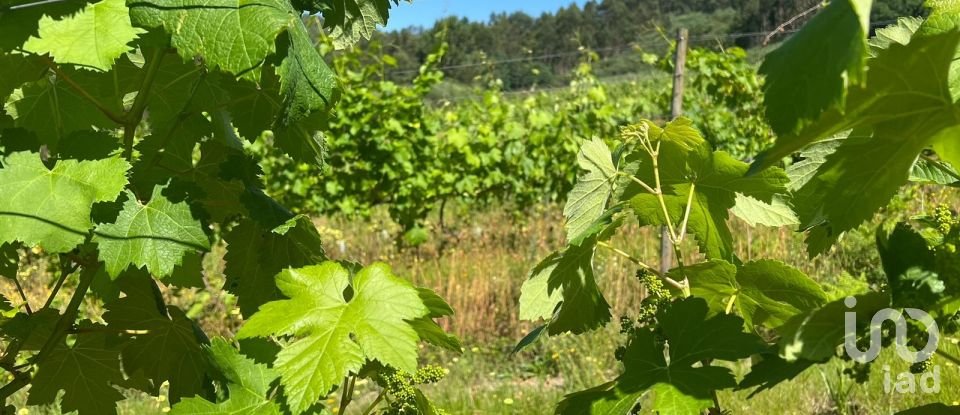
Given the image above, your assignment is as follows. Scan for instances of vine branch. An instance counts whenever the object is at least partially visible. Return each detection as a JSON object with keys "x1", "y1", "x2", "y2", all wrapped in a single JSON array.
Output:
[
  {"x1": 123, "y1": 48, "x2": 166, "y2": 160},
  {"x1": 38, "y1": 56, "x2": 126, "y2": 124},
  {"x1": 935, "y1": 348, "x2": 960, "y2": 366},
  {"x1": 763, "y1": 2, "x2": 823, "y2": 45},
  {"x1": 676, "y1": 182, "x2": 696, "y2": 243},
  {"x1": 596, "y1": 241, "x2": 686, "y2": 291},
  {"x1": 43, "y1": 260, "x2": 79, "y2": 309},
  {"x1": 338, "y1": 375, "x2": 356, "y2": 414},
  {"x1": 360, "y1": 389, "x2": 386, "y2": 415},
  {"x1": 12, "y1": 277, "x2": 32, "y2": 315},
  {"x1": 0, "y1": 262, "x2": 99, "y2": 402}
]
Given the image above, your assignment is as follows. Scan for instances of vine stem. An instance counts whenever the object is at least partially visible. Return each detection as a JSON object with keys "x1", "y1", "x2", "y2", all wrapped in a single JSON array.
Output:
[
  {"x1": 123, "y1": 48, "x2": 165, "y2": 160},
  {"x1": 675, "y1": 183, "x2": 696, "y2": 243},
  {"x1": 618, "y1": 171, "x2": 657, "y2": 195},
  {"x1": 38, "y1": 56, "x2": 126, "y2": 124},
  {"x1": 650, "y1": 141, "x2": 678, "y2": 242},
  {"x1": 338, "y1": 375, "x2": 356, "y2": 414},
  {"x1": 0, "y1": 263, "x2": 99, "y2": 402},
  {"x1": 595, "y1": 241, "x2": 686, "y2": 292},
  {"x1": 12, "y1": 277, "x2": 32, "y2": 315},
  {"x1": 44, "y1": 261, "x2": 79, "y2": 309},
  {"x1": 724, "y1": 294, "x2": 737, "y2": 314},
  {"x1": 360, "y1": 389, "x2": 386, "y2": 415},
  {"x1": 935, "y1": 348, "x2": 960, "y2": 366}
]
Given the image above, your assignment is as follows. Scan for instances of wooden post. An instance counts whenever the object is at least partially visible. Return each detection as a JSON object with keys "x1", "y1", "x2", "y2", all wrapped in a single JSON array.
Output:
[{"x1": 660, "y1": 28, "x2": 687, "y2": 275}]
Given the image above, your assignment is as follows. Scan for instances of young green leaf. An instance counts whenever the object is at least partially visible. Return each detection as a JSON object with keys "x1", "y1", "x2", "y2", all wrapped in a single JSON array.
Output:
[
  {"x1": 670, "y1": 259, "x2": 827, "y2": 331},
  {"x1": 564, "y1": 137, "x2": 618, "y2": 244},
  {"x1": 0, "y1": 152, "x2": 129, "y2": 252},
  {"x1": 730, "y1": 194, "x2": 799, "y2": 227},
  {"x1": 22, "y1": 0, "x2": 144, "y2": 71},
  {"x1": 237, "y1": 262, "x2": 429, "y2": 414},
  {"x1": 518, "y1": 240, "x2": 611, "y2": 335},
  {"x1": 626, "y1": 127, "x2": 789, "y2": 260}
]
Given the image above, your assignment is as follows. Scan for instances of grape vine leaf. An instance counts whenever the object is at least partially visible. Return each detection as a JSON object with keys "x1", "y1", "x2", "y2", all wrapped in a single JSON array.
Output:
[
  {"x1": 27, "y1": 328, "x2": 125, "y2": 415},
  {"x1": 321, "y1": 0, "x2": 397, "y2": 49},
  {"x1": 226, "y1": 67, "x2": 330, "y2": 164},
  {"x1": 170, "y1": 338, "x2": 281, "y2": 415},
  {"x1": 624, "y1": 120, "x2": 789, "y2": 260},
  {"x1": 564, "y1": 137, "x2": 618, "y2": 244},
  {"x1": 410, "y1": 288, "x2": 461, "y2": 352},
  {"x1": 129, "y1": 0, "x2": 338, "y2": 164},
  {"x1": 669, "y1": 259, "x2": 827, "y2": 331},
  {"x1": 933, "y1": 134, "x2": 960, "y2": 172},
  {"x1": 237, "y1": 262, "x2": 429, "y2": 414},
  {"x1": 737, "y1": 349, "x2": 818, "y2": 397},
  {"x1": 555, "y1": 381, "x2": 641, "y2": 415},
  {"x1": 558, "y1": 298, "x2": 764, "y2": 415},
  {"x1": 0, "y1": 151, "x2": 129, "y2": 253},
  {"x1": 58, "y1": 130, "x2": 121, "y2": 161},
  {"x1": 0, "y1": 0, "x2": 86, "y2": 51},
  {"x1": 5, "y1": 72, "x2": 120, "y2": 147},
  {"x1": 143, "y1": 54, "x2": 227, "y2": 133},
  {"x1": 22, "y1": 0, "x2": 144, "y2": 71},
  {"x1": 223, "y1": 216, "x2": 326, "y2": 317},
  {"x1": 895, "y1": 404, "x2": 960, "y2": 415},
  {"x1": 778, "y1": 292, "x2": 890, "y2": 361},
  {"x1": 0, "y1": 54, "x2": 44, "y2": 103},
  {"x1": 104, "y1": 276, "x2": 212, "y2": 402},
  {"x1": 784, "y1": 134, "x2": 848, "y2": 192},
  {"x1": 1, "y1": 307, "x2": 59, "y2": 350},
  {"x1": 869, "y1": 16, "x2": 923, "y2": 53},
  {"x1": 93, "y1": 185, "x2": 210, "y2": 278},
  {"x1": 910, "y1": 156, "x2": 959, "y2": 185},
  {"x1": 730, "y1": 194, "x2": 799, "y2": 227},
  {"x1": 788, "y1": 31, "x2": 960, "y2": 255},
  {"x1": 760, "y1": 0, "x2": 872, "y2": 134},
  {"x1": 275, "y1": 17, "x2": 338, "y2": 128},
  {"x1": 518, "y1": 240, "x2": 611, "y2": 335},
  {"x1": 877, "y1": 223, "x2": 945, "y2": 308},
  {"x1": 755, "y1": 0, "x2": 872, "y2": 163},
  {"x1": 128, "y1": 0, "x2": 294, "y2": 82},
  {"x1": 0, "y1": 242, "x2": 18, "y2": 278}
]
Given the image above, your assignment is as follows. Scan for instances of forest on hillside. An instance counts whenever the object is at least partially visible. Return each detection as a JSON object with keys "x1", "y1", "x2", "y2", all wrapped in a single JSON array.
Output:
[{"x1": 378, "y1": 0, "x2": 926, "y2": 88}]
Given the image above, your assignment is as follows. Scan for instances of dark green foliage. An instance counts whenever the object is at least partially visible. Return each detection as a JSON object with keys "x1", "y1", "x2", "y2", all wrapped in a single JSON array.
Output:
[{"x1": 0, "y1": 3, "x2": 457, "y2": 415}]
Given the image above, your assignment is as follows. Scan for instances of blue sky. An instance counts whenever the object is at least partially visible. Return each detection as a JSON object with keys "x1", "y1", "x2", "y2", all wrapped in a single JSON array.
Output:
[{"x1": 385, "y1": 0, "x2": 588, "y2": 30}]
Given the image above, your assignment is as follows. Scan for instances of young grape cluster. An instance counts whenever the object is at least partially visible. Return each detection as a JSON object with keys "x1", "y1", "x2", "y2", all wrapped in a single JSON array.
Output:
[
  {"x1": 635, "y1": 268, "x2": 670, "y2": 327},
  {"x1": 910, "y1": 359, "x2": 934, "y2": 375},
  {"x1": 375, "y1": 365, "x2": 448, "y2": 415},
  {"x1": 615, "y1": 269, "x2": 672, "y2": 361}
]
